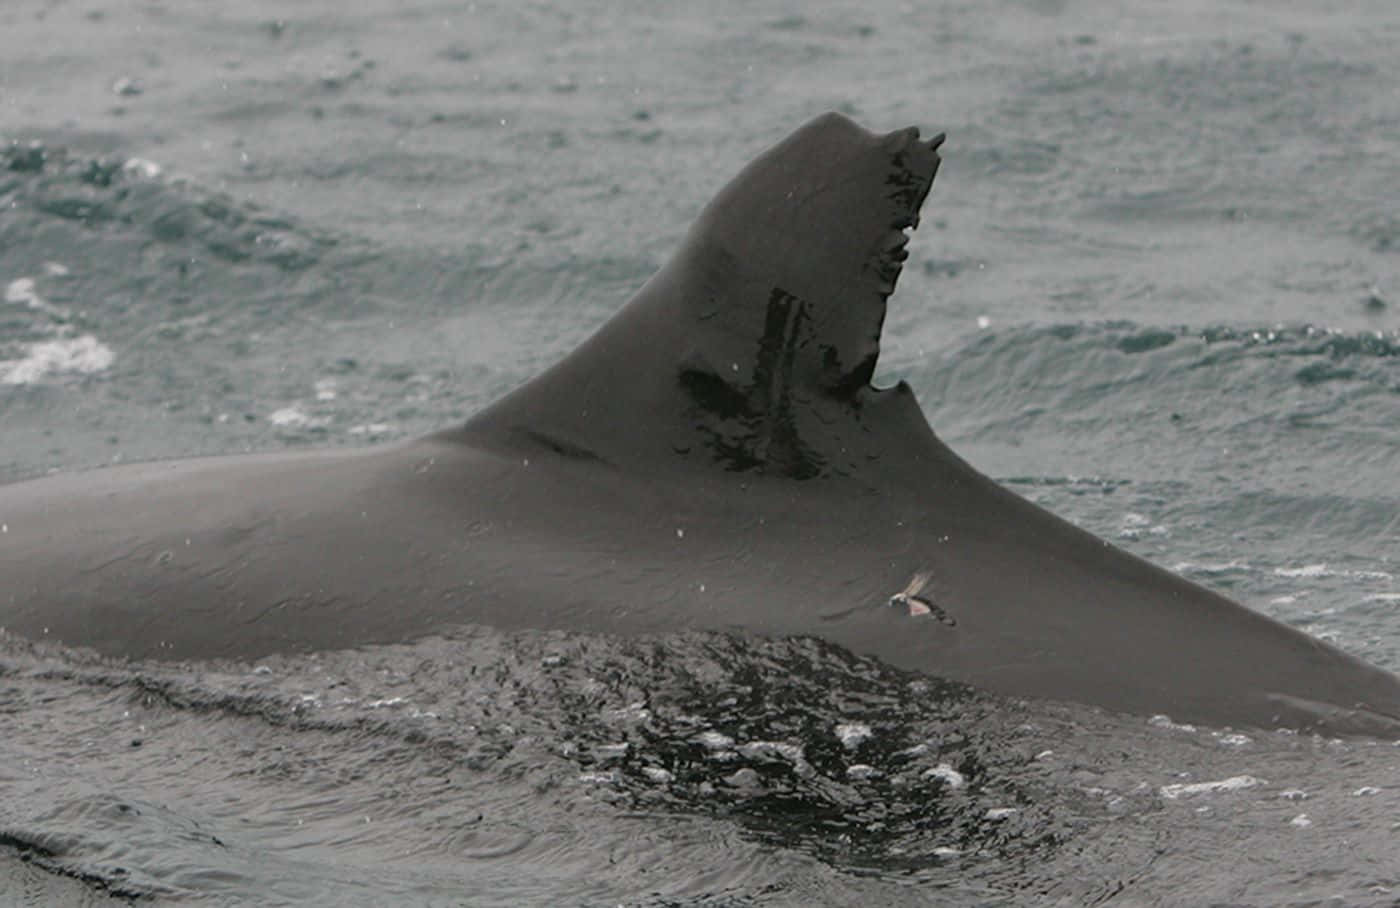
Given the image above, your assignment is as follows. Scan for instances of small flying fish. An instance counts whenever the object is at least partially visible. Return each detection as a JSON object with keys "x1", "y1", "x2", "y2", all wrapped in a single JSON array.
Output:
[{"x1": 889, "y1": 570, "x2": 955, "y2": 625}]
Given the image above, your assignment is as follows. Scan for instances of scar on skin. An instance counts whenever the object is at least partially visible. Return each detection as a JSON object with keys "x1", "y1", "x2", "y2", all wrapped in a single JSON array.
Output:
[{"x1": 889, "y1": 570, "x2": 955, "y2": 626}]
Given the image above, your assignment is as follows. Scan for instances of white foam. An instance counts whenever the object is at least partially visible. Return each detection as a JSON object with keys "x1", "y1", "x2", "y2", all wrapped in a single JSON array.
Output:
[
  {"x1": 695, "y1": 730, "x2": 734, "y2": 751},
  {"x1": 5, "y1": 277, "x2": 36, "y2": 305},
  {"x1": 1274, "y1": 563, "x2": 1331, "y2": 578},
  {"x1": 1118, "y1": 512, "x2": 1170, "y2": 540},
  {"x1": 1273, "y1": 564, "x2": 1393, "y2": 581},
  {"x1": 1159, "y1": 775, "x2": 1264, "y2": 799},
  {"x1": 4, "y1": 276, "x2": 67, "y2": 318},
  {"x1": 922, "y1": 763, "x2": 966, "y2": 788},
  {"x1": 123, "y1": 157, "x2": 162, "y2": 179},
  {"x1": 593, "y1": 743, "x2": 629, "y2": 761},
  {"x1": 1148, "y1": 714, "x2": 1197, "y2": 733},
  {"x1": 1171, "y1": 560, "x2": 1248, "y2": 576},
  {"x1": 835, "y1": 722, "x2": 872, "y2": 749},
  {"x1": 268, "y1": 407, "x2": 311, "y2": 427},
  {"x1": 1, "y1": 335, "x2": 115, "y2": 384},
  {"x1": 578, "y1": 771, "x2": 619, "y2": 785},
  {"x1": 737, "y1": 741, "x2": 804, "y2": 762}
]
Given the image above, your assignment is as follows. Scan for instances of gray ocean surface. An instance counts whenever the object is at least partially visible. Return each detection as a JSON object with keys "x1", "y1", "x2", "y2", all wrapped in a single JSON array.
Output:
[{"x1": 1, "y1": 1, "x2": 1398, "y2": 905}]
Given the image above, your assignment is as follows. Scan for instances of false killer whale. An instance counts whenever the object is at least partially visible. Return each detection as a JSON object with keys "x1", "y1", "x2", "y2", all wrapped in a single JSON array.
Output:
[{"x1": 2, "y1": 113, "x2": 1399, "y2": 736}]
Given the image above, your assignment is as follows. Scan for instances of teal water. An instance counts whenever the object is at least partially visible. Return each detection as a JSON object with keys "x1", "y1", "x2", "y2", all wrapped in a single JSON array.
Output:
[{"x1": 2, "y1": 1, "x2": 1399, "y2": 904}]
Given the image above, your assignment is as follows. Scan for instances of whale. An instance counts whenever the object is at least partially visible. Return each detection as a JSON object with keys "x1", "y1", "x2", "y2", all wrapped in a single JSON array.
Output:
[{"x1": 2, "y1": 112, "x2": 1399, "y2": 736}]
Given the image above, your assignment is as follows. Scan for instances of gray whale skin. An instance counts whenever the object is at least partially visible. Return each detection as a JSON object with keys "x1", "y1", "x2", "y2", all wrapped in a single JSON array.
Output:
[{"x1": 3, "y1": 112, "x2": 1399, "y2": 737}]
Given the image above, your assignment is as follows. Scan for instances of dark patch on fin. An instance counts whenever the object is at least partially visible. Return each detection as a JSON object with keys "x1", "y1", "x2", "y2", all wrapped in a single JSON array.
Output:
[{"x1": 456, "y1": 112, "x2": 945, "y2": 482}]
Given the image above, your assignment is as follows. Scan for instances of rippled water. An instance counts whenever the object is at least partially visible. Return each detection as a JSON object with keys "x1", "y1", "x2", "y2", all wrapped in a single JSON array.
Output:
[{"x1": 2, "y1": 0, "x2": 1398, "y2": 904}]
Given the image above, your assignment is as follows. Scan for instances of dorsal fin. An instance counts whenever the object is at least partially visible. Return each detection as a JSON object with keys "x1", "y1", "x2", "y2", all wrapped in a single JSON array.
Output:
[{"x1": 456, "y1": 113, "x2": 945, "y2": 481}]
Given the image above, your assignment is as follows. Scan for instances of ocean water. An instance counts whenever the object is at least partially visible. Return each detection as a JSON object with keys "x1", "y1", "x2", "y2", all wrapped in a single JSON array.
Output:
[{"x1": 2, "y1": 1, "x2": 1398, "y2": 905}]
